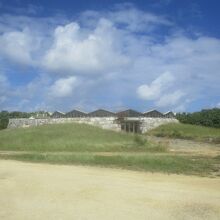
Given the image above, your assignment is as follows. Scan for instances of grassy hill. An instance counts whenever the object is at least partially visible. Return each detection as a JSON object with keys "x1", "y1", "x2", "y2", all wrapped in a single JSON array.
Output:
[
  {"x1": 0, "y1": 123, "x2": 161, "y2": 152},
  {"x1": 0, "y1": 123, "x2": 219, "y2": 176},
  {"x1": 147, "y1": 123, "x2": 220, "y2": 143}
]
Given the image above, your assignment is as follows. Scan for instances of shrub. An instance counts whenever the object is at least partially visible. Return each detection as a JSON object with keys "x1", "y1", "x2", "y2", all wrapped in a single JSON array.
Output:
[
  {"x1": 134, "y1": 135, "x2": 147, "y2": 146},
  {"x1": 0, "y1": 118, "x2": 9, "y2": 130},
  {"x1": 170, "y1": 130, "x2": 183, "y2": 138},
  {"x1": 176, "y1": 108, "x2": 220, "y2": 128}
]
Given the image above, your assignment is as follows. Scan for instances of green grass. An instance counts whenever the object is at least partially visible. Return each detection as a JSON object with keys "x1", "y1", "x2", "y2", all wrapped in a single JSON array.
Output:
[
  {"x1": 0, "y1": 122, "x2": 219, "y2": 176},
  {"x1": 147, "y1": 123, "x2": 220, "y2": 143},
  {"x1": 0, "y1": 152, "x2": 219, "y2": 176},
  {"x1": 0, "y1": 123, "x2": 164, "y2": 152}
]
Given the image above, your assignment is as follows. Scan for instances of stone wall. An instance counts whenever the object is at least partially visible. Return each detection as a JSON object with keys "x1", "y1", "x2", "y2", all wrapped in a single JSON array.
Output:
[
  {"x1": 119, "y1": 117, "x2": 178, "y2": 132},
  {"x1": 7, "y1": 117, "x2": 178, "y2": 133},
  {"x1": 139, "y1": 117, "x2": 178, "y2": 133},
  {"x1": 7, "y1": 117, "x2": 121, "y2": 131}
]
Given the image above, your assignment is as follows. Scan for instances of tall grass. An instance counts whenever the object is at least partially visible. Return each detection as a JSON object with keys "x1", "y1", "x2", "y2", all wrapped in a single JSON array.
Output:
[
  {"x1": 1, "y1": 122, "x2": 219, "y2": 176},
  {"x1": 0, "y1": 123, "x2": 164, "y2": 152},
  {"x1": 0, "y1": 152, "x2": 218, "y2": 176},
  {"x1": 148, "y1": 123, "x2": 220, "y2": 143}
]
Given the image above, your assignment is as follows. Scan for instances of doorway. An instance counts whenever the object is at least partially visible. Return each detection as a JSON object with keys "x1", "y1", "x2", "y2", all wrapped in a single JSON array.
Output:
[{"x1": 121, "y1": 121, "x2": 140, "y2": 133}]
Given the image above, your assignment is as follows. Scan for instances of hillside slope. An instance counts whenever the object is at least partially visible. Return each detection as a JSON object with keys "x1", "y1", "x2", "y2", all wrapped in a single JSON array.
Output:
[
  {"x1": 147, "y1": 123, "x2": 220, "y2": 143},
  {"x1": 0, "y1": 123, "x2": 151, "y2": 152}
]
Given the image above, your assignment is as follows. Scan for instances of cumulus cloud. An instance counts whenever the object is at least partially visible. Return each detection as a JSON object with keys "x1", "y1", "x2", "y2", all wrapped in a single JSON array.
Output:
[
  {"x1": 0, "y1": 28, "x2": 39, "y2": 65},
  {"x1": 136, "y1": 72, "x2": 186, "y2": 108},
  {"x1": 48, "y1": 76, "x2": 78, "y2": 98},
  {"x1": 137, "y1": 72, "x2": 175, "y2": 100},
  {"x1": 0, "y1": 4, "x2": 220, "y2": 111},
  {"x1": 43, "y1": 19, "x2": 129, "y2": 74},
  {"x1": 156, "y1": 90, "x2": 185, "y2": 107}
]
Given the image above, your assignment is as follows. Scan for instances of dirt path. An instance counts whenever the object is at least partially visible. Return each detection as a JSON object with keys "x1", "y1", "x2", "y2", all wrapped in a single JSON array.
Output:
[{"x1": 0, "y1": 160, "x2": 220, "y2": 220}]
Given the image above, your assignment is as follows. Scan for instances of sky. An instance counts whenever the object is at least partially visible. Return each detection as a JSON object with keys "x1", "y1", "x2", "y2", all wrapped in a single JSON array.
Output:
[{"x1": 0, "y1": 0, "x2": 220, "y2": 113}]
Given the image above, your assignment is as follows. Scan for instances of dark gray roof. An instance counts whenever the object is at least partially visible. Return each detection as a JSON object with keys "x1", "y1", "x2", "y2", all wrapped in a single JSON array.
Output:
[
  {"x1": 65, "y1": 109, "x2": 87, "y2": 117},
  {"x1": 143, "y1": 110, "x2": 164, "y2": 118},
  {"x1": 164, "y1": 111, "x2": 175, "y2": 118},
  {"x1": 117, "y1": 109, "x2": 143, "y2": 117},
  {"x1": 51, "y1": 111, "x2": 65, "y2": 118},
  {"x1": 88, "y1": 109, "x2": 116, "y2": 117}
]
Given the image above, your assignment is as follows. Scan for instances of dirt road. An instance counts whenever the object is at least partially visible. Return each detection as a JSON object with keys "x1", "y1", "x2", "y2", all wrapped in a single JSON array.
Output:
[{"x1": 0, "y1": 160, "x2": 220, "y2": 220}]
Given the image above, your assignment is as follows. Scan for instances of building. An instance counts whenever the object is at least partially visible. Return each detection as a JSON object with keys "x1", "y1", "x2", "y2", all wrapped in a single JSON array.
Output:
[
  {"x1": 51, "y1": 111, "x2": 65, "y2": 118},
  {"x1": 115, "y1": 109, "x2": 142, "y2": 133},
  {"x1": 164, "y1": 111, "x2": 175, "y2": 118},
  {"x1": 88, "y1": 109, "x2": 116, "y2": 117},
  {"x1": 65, "y1": 109, "x2": 87, "y2": 118},
  {"x1": 143, "y1": 109, "x2": 164, "y2": 118},
  {"x1": 117, "y1": 109, "x2": 143, "y2": 118},
  {"x1": 9, "y1": 108, "x2": 178, "y2": 133}
]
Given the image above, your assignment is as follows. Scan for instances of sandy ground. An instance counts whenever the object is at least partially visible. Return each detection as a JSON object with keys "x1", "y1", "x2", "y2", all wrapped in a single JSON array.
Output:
[{"x1": 0, "y1": 160, "x2": 220, "y2": 220}]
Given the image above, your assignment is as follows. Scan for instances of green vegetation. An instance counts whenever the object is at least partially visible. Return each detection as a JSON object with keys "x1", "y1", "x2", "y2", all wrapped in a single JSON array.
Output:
[
  {"x1": 0, "y1": 118, "x2": 9, "y2": 130},
  {"x1": 0, "y1": 111, "x2": 30, "y2": 130},
  {"x1": 148, "y1": 123, "x2": 220, "y2": 143},
  {"x1": 0, "y1": 111, "x2": 9, "y2": 129},
  {"x1": 0, "y1": 110, "x2": 50, "y2": 130},
  {"x1": 0, "y1": 152, "x2": 219, "y2": 176},
  {"x1": 0, "y1": 122, "x2": 219, "y2": 176},
  {"x1": 176, "y1": 108, "x2": 220, "y2": 128},
  {"x1": 0, "y1": 123, "x2": 163, "y2": 152}
]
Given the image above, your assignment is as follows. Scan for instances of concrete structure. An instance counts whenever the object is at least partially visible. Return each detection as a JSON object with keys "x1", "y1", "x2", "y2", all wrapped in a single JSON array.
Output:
[
  {"x1": 8, "y1": 115, "x2": 178, "y2": 133},
  {"x1": 7, "y1": 117, "x2": 121, "y2": 131}
]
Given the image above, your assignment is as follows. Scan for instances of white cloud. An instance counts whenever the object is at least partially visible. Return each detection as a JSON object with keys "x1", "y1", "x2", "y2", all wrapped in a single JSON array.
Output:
[
  {"x1": 109, "y1": 6, "x2": 172, "y2": 32},
  {"x1": 136, "y1": 72, "x2": 186, "y2": 109},
  {"x1": 137, "y1": 71, "x2": 175, "y2": 100},
  {"x1": 0, "y1": 4, "x2": 220, "y2": 111},
  {"x1": 48, "y1": 76, "x2": 78, "y2": 98},
  {"x1": 156, "y1": 90, "x2": 185, "y2": 107},
  {"x1": 43, "y1": 19, "x2": 129, "y2": 74},
  {"x1": 80, "y1": 4, "x2": 172, "y2": 32},
  {"x1": 0, "y1": 28, "x2": 38, "y2": 65}
]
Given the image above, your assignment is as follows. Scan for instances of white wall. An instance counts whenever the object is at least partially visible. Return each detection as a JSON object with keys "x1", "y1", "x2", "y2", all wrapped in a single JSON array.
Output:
[{"x1": 7, "y1": 117, "x2": 178, "y2": 133}]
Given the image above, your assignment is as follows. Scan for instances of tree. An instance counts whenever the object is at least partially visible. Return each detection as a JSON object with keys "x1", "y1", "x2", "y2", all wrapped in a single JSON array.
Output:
[{"x1": 176, "y1": 108, "x2": 220, "y2": 128}]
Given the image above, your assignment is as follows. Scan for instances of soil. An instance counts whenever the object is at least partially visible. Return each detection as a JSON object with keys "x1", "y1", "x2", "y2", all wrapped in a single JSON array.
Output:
[{"x1": 0, "y1": 160, "x2": 220, "y2": 220}]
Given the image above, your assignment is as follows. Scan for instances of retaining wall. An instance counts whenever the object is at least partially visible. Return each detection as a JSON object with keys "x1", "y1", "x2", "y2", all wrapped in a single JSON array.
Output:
[{"x1": 7, "y1": 117, "x2": 178, "y2": 133}]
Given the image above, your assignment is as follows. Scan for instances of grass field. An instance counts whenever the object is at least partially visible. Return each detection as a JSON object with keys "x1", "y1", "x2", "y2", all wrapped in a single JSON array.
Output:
[
  {"x1": 1, "y1": 152, "x2": 219, "y2": 176},
  {"x1": 0, "y1": 123, "x2": 164, "y2": 152},
  {"x1": 147, "y1": 123, "x2": 220, "y2": 143},
  {"x1": 0, "y1": 123, "x2": 219, "y2": 176}
]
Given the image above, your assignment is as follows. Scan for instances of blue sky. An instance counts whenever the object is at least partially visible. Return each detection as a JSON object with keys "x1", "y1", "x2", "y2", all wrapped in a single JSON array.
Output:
[{"x1": 0, "y1": 0, "x2": 220, "y2": 113}]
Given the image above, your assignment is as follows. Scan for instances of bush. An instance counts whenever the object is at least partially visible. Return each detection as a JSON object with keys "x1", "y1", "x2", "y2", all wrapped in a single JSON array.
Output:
[
  {"x1": 0, "y1": 118, "x2": 9, "y2": 129},
  {"x1": 176, "y1": 108, "x2": 220, "y2": 128},
  {"x1": 134, "y1": 135, "x2": 147, "y2": 146},
  {"x1": 170, "y1": 130, "x2": 183, "y2": 138},
  {"x1": 0, "y1": 110, "x2": 32, "y2": 130}
]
